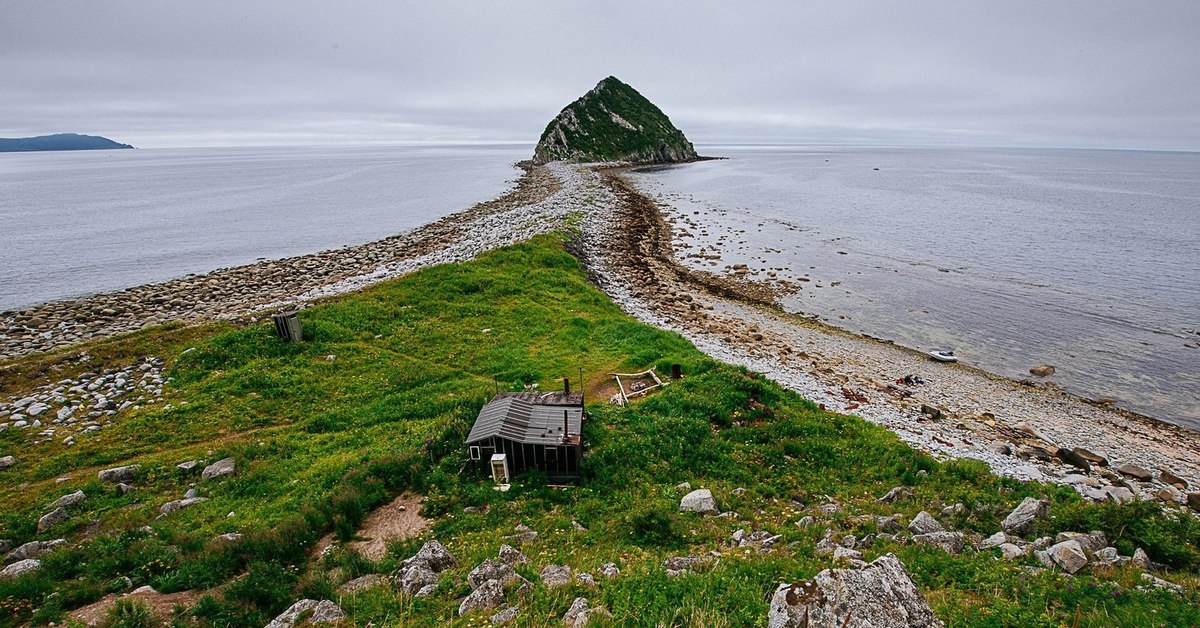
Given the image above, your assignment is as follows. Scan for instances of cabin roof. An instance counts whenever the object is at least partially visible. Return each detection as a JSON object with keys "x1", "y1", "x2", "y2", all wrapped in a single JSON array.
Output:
[{"x1": 466, "y1": 395, "x2": 583, "y2": 446}]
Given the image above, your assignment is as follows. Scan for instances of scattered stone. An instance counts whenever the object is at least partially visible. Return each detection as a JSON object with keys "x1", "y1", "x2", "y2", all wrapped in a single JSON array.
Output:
[
  {"x1": 907, "y1": 511, "x2": 945, "y2": 535},
  {"x1": 1132, "y1": 548, "x2": 1152, "y2": 570},
  {"x1": 679, "y1": 488, "x2": 718, "y2": 514},
  {"x1": 0, "y1": 455, "x2": 16, "y2": 471},
  {"x1": 1047, "y1": 540, "x2": 1088, "y2": 574},
  {"x1": 215, "y1": 532, "x2": 243, "y2": 543},
  {"x1": 1029, "y1": 365, "x2": 1055, "y2": 377},
  {"x1": 978, "y1": 531, "x2": 1011, "y2": 550},
  {"x1": 563, "y1": 596, "x2": 611, "y2": 627},
  {"x1": 177, "y1": 460, "x2": 202, "y2": 474},
  {"x1": 46, "y1": 490, "x2": 87, "y2": 510},
  {"x1": 1094, "y1": 547, "x2": 1119, "y2": 562},
  {"x1": 571, "y1": 520, "x2": 588, "y2": 532},
  {"x1": 1139, "y1": 573, "x2": 1183, "y2": 594},
  {"x1": 1071, "y1": 447, "x2": 1108, "y2": 467},
  {"x1": 598, "y1": 562, "x2": 620, "y2": 578},
  {"x1": 0, "y1": 558, "x2": 41, "y2": 579},
  {"x1": 38, "y1": 507, "x2": 70, "y2": 532},
  {"x1": 1001, "y1": 497, "x2": 1049, "y2": 536},
  {"x1": 575, "y1": 572, "x2": 596, "y2": 587},
  {"x1": 1054, "y1": 531, "x2": 1107, "y2": 553},
  {"x1": 160, "y1": 497, "x2": 207, "y2": 514},
  {"x1": 490, "y1": 606, "x2": 520, "y2": 625},
  {"x1": 1185, "y1": 492, "x2": 1200, "y2": 513},
  {"x1": 117, "y1": 483, "x2": 135, "y2": 495},
  {"x1": 265, "y1": 599, "x2": 344, "y2": 628},
  {"x1": 675, "y1": 481, "x2": 691, "y2": 492},
  {"x1": 663, "y1": 555, "x2": 708, "y2": 577},
  {"x1": 1115, "y1": 464, "x2": 1152, "y2": 482},
  {"x1": 337, "y1": 573, "x2": 388, "y2": 594},
  {"x1": 1159, "y1": 468, "x2": 1188, "y2": 489},
  {"x1": 201, "y1": 457, "x2": 236, "y2": 480},
  {"x1": 98, "y1": 464, "x2": 139, "y2": 483},
  {"x1": 540, "y1": 564, "x2": 572, "y2": 589},
  {"x1": 999, "y1": 543, "x2": 1026, "y2": 560},
  {"x1": 833, "y1": 546, "x2": 863, "y2": 562},
  {"x1": 878, "y1": 486, "x2": 913, "y2": 503},
  {"x1": 1054, "y1": 448, "x2": 1092, "y2": 473},
  {"x1": 912, "y1": 532, "x2": 965, "y2": 555},
  {"x1": 506, "y1": 523, "x2": 539, "y2": 543},
  {"x1": 398, "y1": 563, "x2": 438, "y2": 595},
  {"x1": 498, "y1": 544, "x2": 528, "y2": 565},
  {"x1": 767, "y1": 554, "x2": 943, "y2": 628},
  {"x1": 409, "y1": 539, "x2": 457, "y2": 572},
  {"x1": 469, "y1": 559, "x2": 524, "y2": 590},
  {"x1": 1103, "y1": 486, "x2": 1135, "y2": 503},
  {"x1": 458, "y1": 579, "x2": 505, "y2": 616}
]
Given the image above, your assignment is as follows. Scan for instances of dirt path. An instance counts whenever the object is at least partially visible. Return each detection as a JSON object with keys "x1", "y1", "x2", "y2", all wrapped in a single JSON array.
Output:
[{"x1": 313, "y1": 493, "x2": 429, "y2": 561}]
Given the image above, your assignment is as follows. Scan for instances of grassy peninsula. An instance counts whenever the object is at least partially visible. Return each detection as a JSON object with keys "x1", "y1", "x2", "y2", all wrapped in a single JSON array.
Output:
[{"x1": 0, "y1": 235, "x2": 1197, "y2": 626}]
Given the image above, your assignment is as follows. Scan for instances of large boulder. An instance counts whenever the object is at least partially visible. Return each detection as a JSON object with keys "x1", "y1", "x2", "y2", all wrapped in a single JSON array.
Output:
[
  {"x1": 397, "y1": 563, "x2": 438, "y2": 595},
  {"x1": 98, "y1": 464, "x2": 139, "y2": 484},
  {"x1": 0, "y1": 559, "x2": 41, "y2": 579},
  {"x1": 468, "y1": 558, "x2": 523, "y2": 590},
  {"x1": 1001, "y1": 497, "x2": 1049, "y2": 536},
  {"x1": 767, "y1": 554, "x2": 943, "y2": 627},
  {"x1": 1048, "y1": 540, "x2": 1088, "y2": 574},
  {"x1": 46, "y1": 490, "x2": 87, "y2": 510},
  {"x1": 201, "y1": 457, "x2": 236, "y2": 480},
  {"x1": 37, "y1": 507, "x2": 70, "y2": 532},
  {"x1": 265, "y1": 599, "x2": 344, "y2": 628},
  {"x1": 1115, "y1": 464, "x2": 1152, "y2": 482},
  {"x1": 679, "y1": 489, "x2": 718, "y2": 514},
  {"x1": 409, "y1": 539, "x2": 457, "y2": 572},
  {"x1": 458, "y1": 578, "x2": 505, "y2": 616},
  {"x1": 907, "y1": 511, "x2": 944, "y2": 535}
]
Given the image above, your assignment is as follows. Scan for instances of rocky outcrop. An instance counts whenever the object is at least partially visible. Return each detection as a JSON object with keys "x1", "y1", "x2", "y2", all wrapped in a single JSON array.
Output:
[
  {"x1": 533, "y1": 76, "x2": 699, "y2": 165},
  {"x1": 768, "y1": 554, "x2": 942, "y2": 627}
]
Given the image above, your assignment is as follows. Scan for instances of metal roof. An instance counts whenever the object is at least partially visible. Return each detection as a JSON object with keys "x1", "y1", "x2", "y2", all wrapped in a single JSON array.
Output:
[{"x1": 466, "y1": 395, "x2": 583, "y2": 446}]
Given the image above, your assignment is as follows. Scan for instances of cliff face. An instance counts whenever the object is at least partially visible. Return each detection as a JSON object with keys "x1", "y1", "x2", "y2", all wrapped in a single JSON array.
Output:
[{"x1": 533, "y1": 76, "x2": 698, "y2": 164}]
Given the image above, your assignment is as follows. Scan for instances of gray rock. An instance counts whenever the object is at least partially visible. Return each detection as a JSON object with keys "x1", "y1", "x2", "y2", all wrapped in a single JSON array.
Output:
[
  {"x1": 999, "y1": 543, "x2": 1026, "y2": 560},
  {"x1": 575, "y1": 572, "x2": 596, "y2": 587},
  {"x1": 215, "y1": 532, "x2": 243, "y2": 543},
  {"x1": 505, "y1": 523, "x2": 540, "y2": 543},
  {"x1": 1054, "y1": 531, "x2": 1107, "y2": 554},
  {"x1": 907, "y1": 511, "x2": 945, "y2": 535},
  {"x1": 98, "y1": 464, "x2": 139, "y2": 483},
  {"x1": 675, "y1": 481, "x2": 691, "y2": 492},
  {"x1": 1103, "y1": 486, "x2": 1135, "y2": 503},
  {"x1": 563, "y1": 596, "x2": 611, "y2": 627},
  {"x1": 1054, "y1": 448, "x2": 1091, "y2": 473},
  {"x1": 410, "y1": 539, "x2": 457, "y2": 572},
  {"x1": 1094, "y1": 547, "x2": 1119, "y2": 561},
  {"x1": 0, "y1": 455, "x2": 17, "y2": 470},
  {"x1": 37, "y1": 507, "x2": 70, "y2": 532},
  {"x1": 1186, "y1": 492, "x2": 1200, "y2": 513},
  {"x1": 159, "y1": 497, "x2": 207, "y2": 514},
  {"x1": 1048, "y1": 540, "x2": 1088, "y2": 574},
  {"x1": 490, "y1": 606, "x2": 520, "y2": 625},
  {"x1": 0, "y1": 558, "x2": 41, "y2": 580},
  {"x1": 878, "y1": 486, "x2": 913, "y2": 503},
  {"x1": 398, "y1": 563, "x2": 438, "y2": 595},
  {"x1": 767, "y1": 553, "x2": 943, "y2": 628},
  {"x1": 1139, "y1": 573, "x2": 1183, "y2": 593},
  {"x1": 540, "y1": 563, "x2": 572, "y2": 588},
  {"x1": 458, "y1": 579, "x2": 505, "y2": 616},
  {"x1": 4, "y1": 539, "x2": 63, "y2": 564},
  {"x1": 265, "y1": 599, "x2": 344, "y2": 628},
  {"x1": 679, "y1": 488, "x2": 718, "y2": 514},
  {"x1": 46, "y1": 490, "x2": 87, "y2": 510},
  {"x1": 663, "y1": 555, "x2": 707, "y2": 576},
  {"x1": 1001, "y1": 497, "x2": 1049, "y2": 536},
  {"x1": 1132, "y1": 547, "x2": 1152, "y2": 570},
  {"x1": 833, "y1": 546, "x2": 863, "y2": 562},
  {"x1": 117, "y1": 483, "x2": 135, "y2": 495},
  {"x1": 498, "y1": 544, "x2": 528, "y2": 565},
  {"x1": 978, "y1": 531, "x2": 1011, "y2": 550},
  {"x1": 468, "y1": 558, "x2": 523, "y2": 590},
  {"x1": 598, "y1": 562, "x2": 620, "y2": 578},
  {"x1": 912, "y1": 531, "x2": 965, "y2": 555},
  {"x1": 201, "y1": 457, "x2": 236, "y2": 480},
  {"x1": 1115, "y1": 464, "x2": 1152, "y2": 482},
  {"x1": 177, "y1": 460, "x2": 202, "y2": 474}
]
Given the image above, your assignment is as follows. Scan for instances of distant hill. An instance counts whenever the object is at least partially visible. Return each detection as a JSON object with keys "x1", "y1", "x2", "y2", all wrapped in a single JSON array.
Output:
[
  {"x1": 533, "y1": 76, "x2": 698, "y2": 164},
  {"x1": 0, "y1": 133, "x2": 134, "y2": 153}
]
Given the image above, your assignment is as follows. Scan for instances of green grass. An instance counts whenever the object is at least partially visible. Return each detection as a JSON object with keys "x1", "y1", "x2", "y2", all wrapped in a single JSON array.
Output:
[{"x1": 1, "y1": 235, "x2": 1197, "y2": 627}]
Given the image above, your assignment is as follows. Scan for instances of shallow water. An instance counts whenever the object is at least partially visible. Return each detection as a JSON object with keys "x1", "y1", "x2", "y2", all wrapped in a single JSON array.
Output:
[
  {"x1": 629, "y1": 146, "x2": 1200, "y2": 428},
  {"x1": 0, "y1": 144, "x2": 527, "y2": 311}
]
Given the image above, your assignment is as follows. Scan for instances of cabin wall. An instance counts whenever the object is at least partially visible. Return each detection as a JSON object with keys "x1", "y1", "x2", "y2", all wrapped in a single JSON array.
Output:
[{"x1": 468, "y1": 437, "x2": 580, "y2": 481}]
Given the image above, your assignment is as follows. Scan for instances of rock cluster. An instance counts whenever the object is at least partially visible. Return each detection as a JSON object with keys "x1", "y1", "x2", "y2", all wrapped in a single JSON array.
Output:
[
  {"x1": 768, "y1": 554, "x2": 943, "y2": 628},
  {"x1": 265, "y1": 599, "x2": 345, "y2": 627},
  {"x1": 0, "y1": 358, "x2": 165, "y2": 444}
]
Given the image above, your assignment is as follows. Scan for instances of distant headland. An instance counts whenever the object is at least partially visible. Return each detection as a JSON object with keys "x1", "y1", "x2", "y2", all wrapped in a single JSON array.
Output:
[{"x1": 0, "y1": 133, "x2": 134, "y2": 153}]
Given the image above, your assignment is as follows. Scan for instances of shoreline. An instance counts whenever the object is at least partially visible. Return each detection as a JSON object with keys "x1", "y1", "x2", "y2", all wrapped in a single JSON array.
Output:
[{"x1": 2, "y1": 160, "x2": 1198, "y2": 507}]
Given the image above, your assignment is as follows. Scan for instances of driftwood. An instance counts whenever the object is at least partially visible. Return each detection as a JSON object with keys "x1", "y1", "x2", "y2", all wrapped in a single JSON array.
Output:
[{"x1": 610, "y1": 367, "x2": 666, "y2": 406}]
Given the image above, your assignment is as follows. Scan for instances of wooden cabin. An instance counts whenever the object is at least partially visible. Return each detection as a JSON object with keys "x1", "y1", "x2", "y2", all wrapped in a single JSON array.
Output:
[{"x1": 466, "y1": 391, "x2": 584, "y2": 484}]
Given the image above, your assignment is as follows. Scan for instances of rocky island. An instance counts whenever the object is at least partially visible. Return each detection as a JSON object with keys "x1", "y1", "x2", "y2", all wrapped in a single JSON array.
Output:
[
  {"x1": 0, "y1": 133, "x2": 134, "y2": 153},
  {"x1": 533, "y1": 76, "x2": 699, "y2": 164}
]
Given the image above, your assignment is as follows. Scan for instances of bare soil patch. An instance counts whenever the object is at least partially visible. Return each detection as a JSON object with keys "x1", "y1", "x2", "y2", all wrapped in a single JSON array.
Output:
[
  {"x1": 69, "y1": 586, "x2": 205, "y2": 627},
  {"x1": 313, "y1": 493, "x2": 428, "y2": 561}
]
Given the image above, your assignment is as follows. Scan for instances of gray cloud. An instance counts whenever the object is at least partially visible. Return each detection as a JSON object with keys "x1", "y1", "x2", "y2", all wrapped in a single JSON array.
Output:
[{"x1": 2, "y1": 0, "x2": 1197, "y2": 150}]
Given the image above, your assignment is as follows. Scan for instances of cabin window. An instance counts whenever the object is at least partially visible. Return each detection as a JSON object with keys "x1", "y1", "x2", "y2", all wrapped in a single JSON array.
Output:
[
  {"x1": 544, "y1": 446, "x2": 558, "y2": 462},
  {"x1": 469, "y1": 446, "x2": 481, "y2": 461}
]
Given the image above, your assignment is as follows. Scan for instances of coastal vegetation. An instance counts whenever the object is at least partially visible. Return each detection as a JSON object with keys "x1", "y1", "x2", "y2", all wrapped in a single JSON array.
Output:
[{"x1": 0, "y1": 235, "x2": 1196, "y2": 626}]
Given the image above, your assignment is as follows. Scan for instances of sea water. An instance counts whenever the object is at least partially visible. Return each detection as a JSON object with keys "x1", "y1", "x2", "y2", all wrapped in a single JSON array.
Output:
[
  {"x1": 628, "y1": 146, "x2": 1200, "y2": 428},
  {"x1": 0, "y1": 144, "x2": 527, "y2": 311}
]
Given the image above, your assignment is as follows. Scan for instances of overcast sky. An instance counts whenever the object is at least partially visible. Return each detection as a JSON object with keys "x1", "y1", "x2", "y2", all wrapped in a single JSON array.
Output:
[{"x1": 3, "y1": 1, "x2": 1198, "y2": 150}]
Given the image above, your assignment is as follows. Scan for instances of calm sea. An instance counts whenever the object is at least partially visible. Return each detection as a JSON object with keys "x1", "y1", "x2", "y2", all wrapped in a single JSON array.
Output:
[
  {"x1": 0, "y1": 144, "x2": 527, "y2": 311},
  {"x1": 629, "y1": 146, "x2": 1200, "y2": 428}
]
